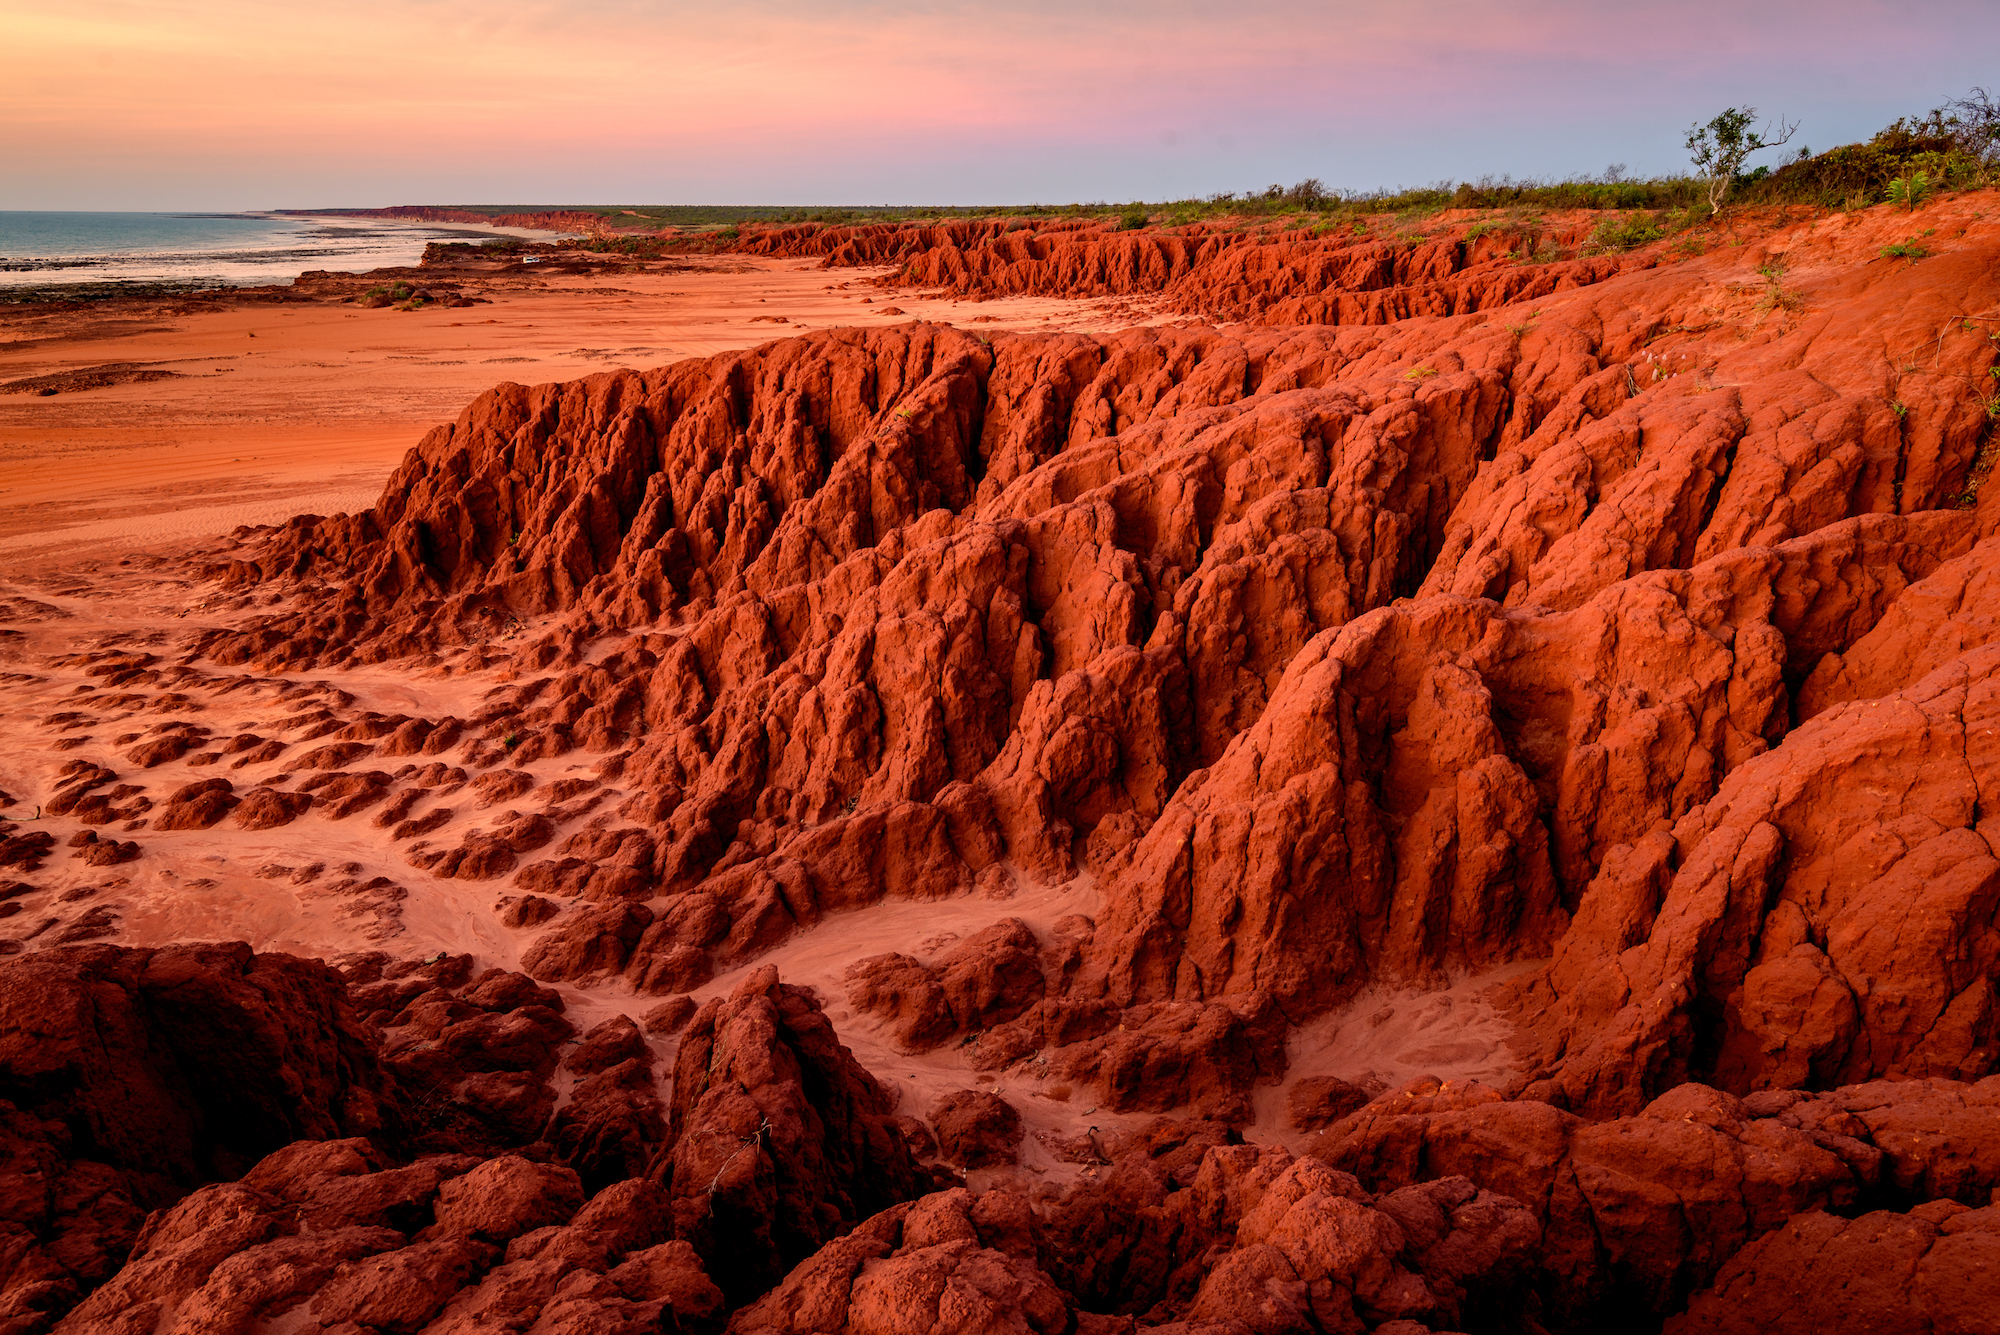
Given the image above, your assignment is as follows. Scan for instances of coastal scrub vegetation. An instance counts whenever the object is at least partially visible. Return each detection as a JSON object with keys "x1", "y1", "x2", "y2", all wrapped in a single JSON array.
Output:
[
  {"x1": 387, "y1": 86, "x2": 2000, "y2": 252},
  {"x1": 1686, "y1": 107, "x2": 1799, "y2": 212}
]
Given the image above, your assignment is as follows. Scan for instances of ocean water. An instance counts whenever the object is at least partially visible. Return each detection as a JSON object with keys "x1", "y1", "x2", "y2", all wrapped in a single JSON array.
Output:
[{"x1": 0, "y1": 211, "x2": 546, "y2": 289}]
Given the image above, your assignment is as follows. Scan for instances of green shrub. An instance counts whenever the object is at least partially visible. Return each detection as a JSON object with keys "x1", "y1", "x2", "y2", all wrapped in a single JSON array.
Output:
[
  {"x1": 1449, "y1": 178, "x2": 1703, "y2": 212},
  {"x1": 1285, "y1": 178, "x2": 1330, "y2": 209},
  {"x1": 1887, "y1": 171, "x2": 1935, "y2": 211},
  {"x1": 1750, "y1": 117, "x2": 1978, "y2": 210},
  {"x1": 581, "y1": 235, "x2": 675, "y2": 259},
  {"x1": 1588, "y1": 213, "x2": 1666, "y2": 251}
]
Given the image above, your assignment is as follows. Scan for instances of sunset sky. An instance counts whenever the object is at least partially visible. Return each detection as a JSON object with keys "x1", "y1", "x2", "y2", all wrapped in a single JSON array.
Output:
[{"x1": 5, "y1": 0, "x2": 1996, "y2": 209}]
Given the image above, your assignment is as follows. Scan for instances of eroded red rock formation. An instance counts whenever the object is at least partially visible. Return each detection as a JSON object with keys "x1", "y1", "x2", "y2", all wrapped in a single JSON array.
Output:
[
  {"x1": 14, "y1": 939, "x2": 1995, "y2": 1334},
  {"x1": 6, "y1": 195, "x2": 2000, "y2": 1332},
  {"x1": 728, "y1": 213, "x2": 1661, "y2": 325},
  {"x1": 201, "y1": 198, "x2": 2000, "y2": 1110}
]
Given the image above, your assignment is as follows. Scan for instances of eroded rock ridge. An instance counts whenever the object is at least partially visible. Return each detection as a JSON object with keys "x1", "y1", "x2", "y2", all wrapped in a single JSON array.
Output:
[{"x1": 3, "y1": 197, "x2": 2000, "y2": 1332}]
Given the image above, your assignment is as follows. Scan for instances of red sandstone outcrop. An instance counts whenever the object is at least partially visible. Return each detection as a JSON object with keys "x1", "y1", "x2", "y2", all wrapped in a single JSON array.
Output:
[
  {"x1": 846, "y1": 917, "x2": 1047, "y2": 1051},
  {"x1": 9, "y1": 197, "x2": 2000, "y2": 1331},
  {"x1": 659, "y1": 965, "x2": 926, "y2": 1305},
  {"x1": 927, "y1": 1089, "x2": 1024, "y2": 1169},
  {"x1": 730, "y1": 213, "x2": 1666, "y2": 328},
  {"x1": 191, "y1": 198, "x2": 2000, "y2": 1122},
  {"x1": 0, "y1": 944, "x2": 394, "y2": 1330},
  {"x1": 1667, "y1": 1200, "x2": 2000, "y2": 1334},
  {"x1": 48, "y1": 1141, "x2": 723, "y2": 1335},
  {"x1": 0, "y1": 943, "x2": 390, "y2": 1184},
  {"x1": 728, "y1": 1187, "x2": 1073, "y2": 1335},
  {"x1": 7, "y1": 944, "x2": 2000, "y2": 1333}
]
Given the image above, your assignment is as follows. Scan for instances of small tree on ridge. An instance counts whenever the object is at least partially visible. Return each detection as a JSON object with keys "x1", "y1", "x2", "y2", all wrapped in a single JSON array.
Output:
[{"x1": 1687, "y1": 107, "x2": 1799, "y2": 213}]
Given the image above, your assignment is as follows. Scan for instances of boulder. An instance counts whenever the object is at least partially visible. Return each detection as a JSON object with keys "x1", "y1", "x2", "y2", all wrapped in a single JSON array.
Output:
[
  {"x1": 927, "y1": 1090, "x2": 1024, "y2": 1169},
  {"x1": 659, "y1": 965, "x2": 923, "y2": 1304}
]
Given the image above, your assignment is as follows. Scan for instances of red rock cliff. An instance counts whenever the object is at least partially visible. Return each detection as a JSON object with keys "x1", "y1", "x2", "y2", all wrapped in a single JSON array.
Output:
[{"x1": 201, "y1": 198, "x2": 2000, "y2": 1130}]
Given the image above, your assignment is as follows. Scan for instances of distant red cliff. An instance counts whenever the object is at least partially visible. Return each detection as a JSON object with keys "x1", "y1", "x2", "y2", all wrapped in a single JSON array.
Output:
[{"x1": 279, "y1": 205, "x2": 609, "y2": 234}]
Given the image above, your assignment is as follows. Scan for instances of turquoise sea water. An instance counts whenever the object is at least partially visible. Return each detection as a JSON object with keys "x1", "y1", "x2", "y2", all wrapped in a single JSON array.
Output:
[{"x1": 0, "y1": 211, "x2": 532, "y2": 289}]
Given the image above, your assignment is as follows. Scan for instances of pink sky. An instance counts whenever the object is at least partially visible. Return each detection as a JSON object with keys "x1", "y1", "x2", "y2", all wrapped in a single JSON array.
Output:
[{"x1": 5, "y1": 0, "x2": 1996, "y2": 209}]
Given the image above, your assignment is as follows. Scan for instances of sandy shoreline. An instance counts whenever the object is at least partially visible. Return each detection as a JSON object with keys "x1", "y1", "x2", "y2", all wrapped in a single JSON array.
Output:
[
  {"x1": 255, "y1": 211, "x2": 587, "y2": 245},
  {"x1": 0, "y1": 212, "x2": 585, "y2": 298}
]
